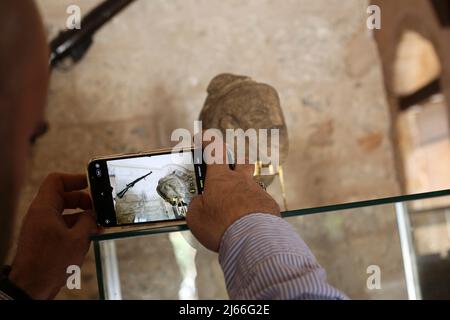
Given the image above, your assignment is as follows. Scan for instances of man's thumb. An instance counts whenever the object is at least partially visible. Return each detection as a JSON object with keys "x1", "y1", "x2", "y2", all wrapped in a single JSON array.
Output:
[{"x1": 186, "y1": 196, "x2": 203, "y2": 225}]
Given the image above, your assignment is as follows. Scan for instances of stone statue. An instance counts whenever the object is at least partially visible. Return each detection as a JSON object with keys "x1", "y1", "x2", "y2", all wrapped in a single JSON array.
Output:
[
  {"x1": 199, "y1": 73, "x2": 289, "y2": 186},
  {"x1": 156, "y1": 169, "x2": 197, "y2": 217}
]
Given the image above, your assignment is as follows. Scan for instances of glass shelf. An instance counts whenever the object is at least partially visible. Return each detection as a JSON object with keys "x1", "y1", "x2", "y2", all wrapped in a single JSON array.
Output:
[{"x1": 93, "y1": 189, "x2": 450, "y2": 300}]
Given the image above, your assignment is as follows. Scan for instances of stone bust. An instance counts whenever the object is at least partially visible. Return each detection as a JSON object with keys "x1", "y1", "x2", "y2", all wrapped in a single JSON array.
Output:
[
  {"x1": 199, "y1": 73, "x2": 289, "y2": 185},
  {"x1": 156, "y1": 169, "x2": 197, "y2": 208}
]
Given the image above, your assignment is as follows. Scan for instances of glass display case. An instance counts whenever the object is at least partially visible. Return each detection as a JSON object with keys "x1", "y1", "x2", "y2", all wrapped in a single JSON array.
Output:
[{"x1": 93, "y1": 190, "x2": 450, "y2": 300}]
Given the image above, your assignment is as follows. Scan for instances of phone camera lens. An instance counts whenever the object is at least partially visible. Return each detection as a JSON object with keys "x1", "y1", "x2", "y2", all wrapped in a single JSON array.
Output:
[{"x1": 96, "y1": 168, "x2": 102, "y2": 177}]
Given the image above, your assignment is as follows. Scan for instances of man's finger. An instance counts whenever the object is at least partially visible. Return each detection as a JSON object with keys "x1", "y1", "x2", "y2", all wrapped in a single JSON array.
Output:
[
  {"x1": 71, "y1": 210, "x2": 98, "y2": 236},
  {"x1": 186, "y1": 196, "x2": 203, "y2": 223},
  {"x1": 63, "y1": 191, "x2": 92, "y2": 210},
  {"x1": 234, "y1": 163, "x2": 255, "y2": 178},
  {"x1": 201, "y1": 130, "x2": 232, "y2": 176},
  {"x1": 63, "y1": 212, "x2": 83, "y2": 228},
  {"x1": 35, "y1": 173, "x2": 88, "y2": 213},
  {"x1": 39, "y1": 173, "x2": 87, "y2": 194}
]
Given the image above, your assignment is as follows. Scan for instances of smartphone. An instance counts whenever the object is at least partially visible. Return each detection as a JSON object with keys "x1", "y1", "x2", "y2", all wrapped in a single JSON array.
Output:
[{"x1": 87, "y1": 147, "x2": 206, "y2": 228}]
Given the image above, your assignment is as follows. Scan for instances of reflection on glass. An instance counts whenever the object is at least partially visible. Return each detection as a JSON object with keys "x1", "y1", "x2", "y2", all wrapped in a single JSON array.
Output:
[{"x1": 94, "y1": 193, "x2": 450, "y2": 300}]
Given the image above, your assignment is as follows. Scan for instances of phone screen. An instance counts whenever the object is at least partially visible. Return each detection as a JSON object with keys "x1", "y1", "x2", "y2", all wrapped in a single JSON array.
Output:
[{"x1": 88, "y1": 149, "x2": 205, "y2": 227}]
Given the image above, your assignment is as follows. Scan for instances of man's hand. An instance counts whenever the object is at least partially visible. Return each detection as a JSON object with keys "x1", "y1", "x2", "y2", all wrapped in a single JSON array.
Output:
[
  {"x1": 187, "y1": 139, "x2": 280, "y2": 252},
  {"x1": 9, "y1": 173, "x2": 98, "y2": 299}
]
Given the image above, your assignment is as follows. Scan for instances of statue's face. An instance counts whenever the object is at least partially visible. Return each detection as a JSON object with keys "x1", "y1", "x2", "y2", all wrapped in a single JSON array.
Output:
[
  {"x1": 199, "y1": 74, "x2": 289, "y2": 178},
  {"x1": 157, "y1": 170, "x2": 196, "y2": 205},
  {"x1": 159, "y1": 184, "x2": 178, "y2": 204}
]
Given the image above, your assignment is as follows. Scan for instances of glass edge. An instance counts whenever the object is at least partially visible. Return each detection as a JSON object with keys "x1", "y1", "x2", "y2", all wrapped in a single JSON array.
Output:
[
  {"x1": 91, "y1": 224, "x2": 190, "y2": 241},
  {"x1": 93, "y1": 240, "x2": 105, "y2": 300},
  {"x1": 91, "y1": 189, "x2": 450, "y2": 241},
  {"x1": 282, "y1": 189, "x2": 450, "y2": 218}
]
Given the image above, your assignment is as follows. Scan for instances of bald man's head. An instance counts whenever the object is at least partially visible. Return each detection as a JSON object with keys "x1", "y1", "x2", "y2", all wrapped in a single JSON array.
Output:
[{"x1": 0, "y1": 0, "x2": 49, "y2": 263}]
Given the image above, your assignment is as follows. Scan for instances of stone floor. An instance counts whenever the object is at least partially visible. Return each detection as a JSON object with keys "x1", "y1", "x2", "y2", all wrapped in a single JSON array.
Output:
[{"x1": 9, "y1": 0, "x2": 410, "y2": 299}]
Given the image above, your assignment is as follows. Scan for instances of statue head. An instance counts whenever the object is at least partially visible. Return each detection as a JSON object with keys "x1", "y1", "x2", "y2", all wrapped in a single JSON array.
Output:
[
  {"x1": 157, "y1": 169, "x2": 197, "y2": 208},
  {"x1": 199, "y1": 74, "x2": 289, "y2": 185}
]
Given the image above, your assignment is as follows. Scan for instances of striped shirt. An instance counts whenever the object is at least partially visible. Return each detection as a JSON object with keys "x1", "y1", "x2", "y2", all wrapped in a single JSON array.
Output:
[
  {"x1": 1, "y1": 213, "x2": 347, "y2": 300},
  {"x1": 219, "y1": 213, "x2": 348, "y2": 300}
]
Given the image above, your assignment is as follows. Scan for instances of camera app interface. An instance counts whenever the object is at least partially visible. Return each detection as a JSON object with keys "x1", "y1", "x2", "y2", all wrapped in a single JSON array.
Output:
[{"x1": 106, "y1": 152, "x2": 198, "y2": 225}]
